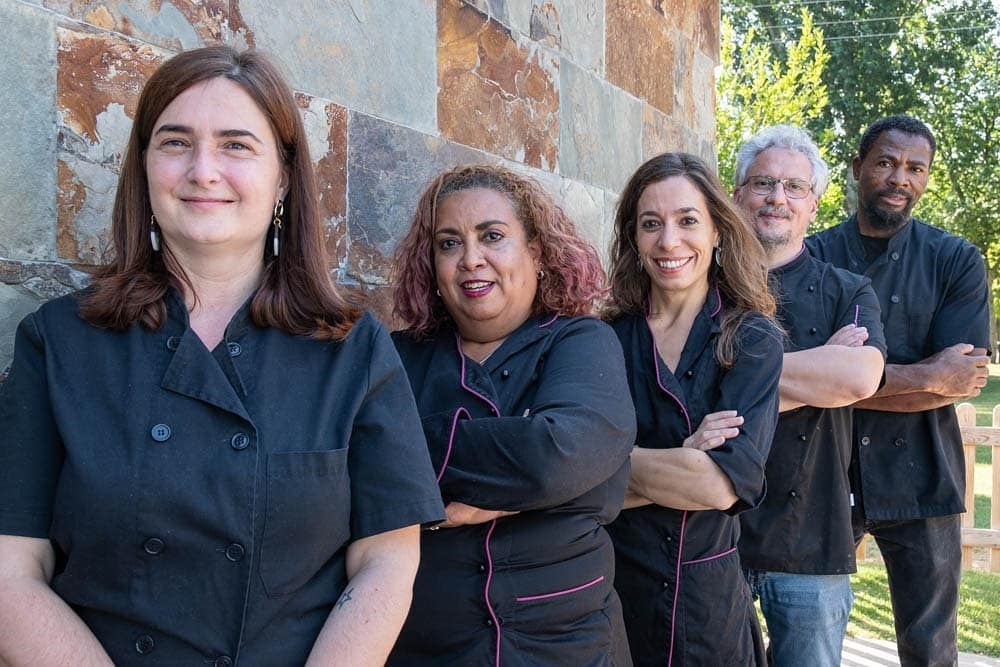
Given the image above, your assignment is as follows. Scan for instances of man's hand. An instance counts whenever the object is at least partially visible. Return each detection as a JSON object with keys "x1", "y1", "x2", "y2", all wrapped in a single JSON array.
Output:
[
  {"x1": 922, "y1": 343, "x2": 990, "y2": 398},
  {"x1": 825, "y1": 324, "x2": 869, "y2": 347}
]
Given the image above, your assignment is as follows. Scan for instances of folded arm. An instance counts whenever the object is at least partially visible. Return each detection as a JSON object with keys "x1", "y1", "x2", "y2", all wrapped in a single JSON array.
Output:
[
  {"x1": 854, "y1": 344, "x2": 989, "y2": 412},
  {"x1": 780, "y1": 342, "x2": 884, "y2": 412}
]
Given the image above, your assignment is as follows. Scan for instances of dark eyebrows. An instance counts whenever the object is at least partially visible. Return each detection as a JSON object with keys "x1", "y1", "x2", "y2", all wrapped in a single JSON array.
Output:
[
  {"x1": 434, "y1": 220, "x2": 510, "y2": 235},
  {"x1": 152, "y1": 124, "x2": 263, "y2": 143},
  {"x1": 638, "y1": 207, "x2": 700, "y2": 217}
]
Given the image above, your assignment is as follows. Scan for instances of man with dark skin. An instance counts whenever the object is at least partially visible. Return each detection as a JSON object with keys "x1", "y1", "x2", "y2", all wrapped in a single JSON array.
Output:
[{"x1": 807, "y1": 114, "x2": 991, "y2": 667}]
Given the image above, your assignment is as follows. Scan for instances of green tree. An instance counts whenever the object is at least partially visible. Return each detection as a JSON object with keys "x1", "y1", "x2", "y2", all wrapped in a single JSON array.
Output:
[{"x1": 717, "y1": 9, "x2": 843, "y2": 226}]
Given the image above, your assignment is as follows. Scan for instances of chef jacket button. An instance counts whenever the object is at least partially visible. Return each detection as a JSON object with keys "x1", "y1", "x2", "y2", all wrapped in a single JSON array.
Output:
[
  {"x1": 789, "y1": 490, "x2": 798, "y2": 498},
  {"x1": 860, "y1": 436, "x2": 871, "y2": 446},
  {"x1": 809, "y1": 327, "x2": 818, "y2": 334},
  {"x1": 227, "y1": 341, "x2": 242, "y2": 357},
  {"x1": 798, "y1": 434, "x2": 807, "y2": 442},
  {"x1": 894, "y1": 438, "x2": 905, "y2": 447},
  {"x1": 225, "y1": 543, "x2": 245, "y2": 562},
  {"x1": 135, "y1": 634, "x2": 154, "y2": 655},
  {"x1": 230, "y1": 433, "x2": 250, "y2": 450},
  {"x1": 662, "y1": 581, "x2": 670, "y2": 589},
  {"x1": 143, "y1": 538, "x2": 165, "y2": 555},
  {"x1": 891, "y1": 251, "x2": 900, "y2": 261},
  {"x1": 485, "y1": 618, "x2": 494, "y2": 627},
  {"x1": 685, "y1": 369, "x2": 694, "y2": 378},
  {"x1": 165, "y1": 336, "x2": 180, "y2": 351},
  {"x1": 214, "y1": 656, "x2": 233, "y2": 667},
  {"x1": 478, "y1": 564, "x2": 487, "y2": 573},
  {"x1": 890, "y1": 295, "x2": 900, "y2": 304},
  {"x1": 807, "y1": 285, "x2": 816, "y2": 292},
  {"x1": 501, "y1": 369, "x2": 510, "y2": 379},
  {"x1": 150, "y1": 424, "x2": 171, "y2": 442},
  {"x1": 664, "y1": 535, "x2": 672, "y2": 543}
]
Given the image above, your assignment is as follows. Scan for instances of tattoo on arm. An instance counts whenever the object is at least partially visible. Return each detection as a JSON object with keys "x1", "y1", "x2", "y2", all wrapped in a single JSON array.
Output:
[{"x1": 336, "y1": 587, "x2": 354, "y2": 610}]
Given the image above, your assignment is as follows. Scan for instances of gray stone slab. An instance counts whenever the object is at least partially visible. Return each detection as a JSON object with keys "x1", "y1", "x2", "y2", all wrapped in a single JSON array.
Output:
[
  {"x1": 559, "y1": 59, "x2": 642, "y2": 193},
  {"x1": 466, "y1": 0, "x2": 533, "y2": 36},
  {"x1": 0, "y1": 4, "x2": 56, "y2": 261},
  {"x1": 530, "y1": 0, "x2": 604, "y2": 74},
  {"x1": 238, "y1": 0, "x2": 437, "y2": 134},
  {"x1": 346, "y1": 112, "x2": 488, "y2": 285}
]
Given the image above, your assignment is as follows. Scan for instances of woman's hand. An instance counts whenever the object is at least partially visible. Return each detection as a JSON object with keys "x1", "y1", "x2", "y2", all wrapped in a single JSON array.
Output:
[
  {"x1": 682, "y1": 410, "x2": 744, "y2": 451},
  {"x1": 825, "y1": 324, "x2": 869, "y2": 347},
  {"x1": 439, "y1": 502, "x2": 518, "y2": 528}
]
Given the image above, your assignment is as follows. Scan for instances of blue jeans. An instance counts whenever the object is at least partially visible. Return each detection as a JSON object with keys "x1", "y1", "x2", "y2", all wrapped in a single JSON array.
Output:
[{"x1": 744, "y1": 569, "x2": 853, "y2": 667}]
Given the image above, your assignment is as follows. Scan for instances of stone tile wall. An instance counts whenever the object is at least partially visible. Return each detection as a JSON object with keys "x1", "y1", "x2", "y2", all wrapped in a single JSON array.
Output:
[{"x1": 0, "y1": 0, "x2": 719, "y2": 371}]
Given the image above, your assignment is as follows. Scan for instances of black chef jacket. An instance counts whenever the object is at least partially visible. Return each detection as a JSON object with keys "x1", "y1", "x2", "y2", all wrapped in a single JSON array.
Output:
[
  {"x1": 739, "y1": 248, "x2": 886, "y2": 575},
  {"x1": 388, "y1": 314, "x2": 637, "y2": 666},
  {"x1": 608, "y1": 287, "x2": 782, "y2": 667},
  {"x1": 806, "y1": 215, "x2": 991, "y2": 519},
  {"x1": 0, "y1": 290, "x2": 445, "y2": 665}
]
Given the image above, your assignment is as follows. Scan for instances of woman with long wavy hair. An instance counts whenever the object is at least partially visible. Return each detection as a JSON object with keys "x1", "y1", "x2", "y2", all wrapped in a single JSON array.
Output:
[{"x1": 604, "y1": 152, "x2": 782, "y2": 666}]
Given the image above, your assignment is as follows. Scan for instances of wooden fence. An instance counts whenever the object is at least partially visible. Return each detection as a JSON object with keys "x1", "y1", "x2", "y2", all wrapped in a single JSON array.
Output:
[{"x1": 856, "y1": 402, "x2": 1000, "y2": 572}]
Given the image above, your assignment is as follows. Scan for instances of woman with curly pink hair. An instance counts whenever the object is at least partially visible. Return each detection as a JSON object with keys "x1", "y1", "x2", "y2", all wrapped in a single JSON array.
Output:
[{"x1": 388, "y1": 165, "x2": 637, "y2": 666}]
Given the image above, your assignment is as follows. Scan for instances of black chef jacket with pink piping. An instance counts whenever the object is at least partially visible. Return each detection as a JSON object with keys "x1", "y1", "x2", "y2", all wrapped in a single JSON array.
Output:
[
  {"x1": 607, "y1": 287, "x2": 782, "y2": 667},
  {"x1": 388, "y1": 313, "x2": 637, "y2": 667}
]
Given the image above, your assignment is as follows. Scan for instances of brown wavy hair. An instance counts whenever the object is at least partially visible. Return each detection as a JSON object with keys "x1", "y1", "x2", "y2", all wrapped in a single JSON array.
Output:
[
  {"x1": 392, "y1": 165, "x2": 607, "y2": 336},
  {"x1": 80, "y1": 45, "x2": 360, "y2": 339},
  {"x1": 605, "y1": 152, "x2": 776, "y2": 367}
]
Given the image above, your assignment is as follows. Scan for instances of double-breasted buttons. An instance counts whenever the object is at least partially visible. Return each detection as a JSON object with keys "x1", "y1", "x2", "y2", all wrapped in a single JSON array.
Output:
[
  {"x1": 685, "y1": 369, "x2": 694, "y2": 378},
  {"x1": 807, "y1": 285, "x2": 816, "y2": 292},
  {"x1": 894, "y1": 438, "x2": 906, "y2": 447},
  {"x1": 478, "y1": 563, "x2": 487, "y2": 573},
  {"x1": 227, "y1": 342, "x2": 242, "y2": 357},
  {"x1": 798, "y1": 434, "x2": 808, "y2": 442},
  {"x1": 809, "y1": 327, "x2": 818, "y2": 335},
  {"x1": 860, "y1": 436, "x2": 871, "y2": 446},
  {"x1": 143, "y1": 538, "x2": 165, "y2": 555},
  {"x1": 230, "y1": 433, "x2": 250, "y2": 450},
  {"x1": 165, "y1": 336, "x2": 180, "y2": 351},
  {"x1": 891, "y1": 251, "x2": 900, "y2": 261},
  {"x1": 485, "y1": 618, "x2": 494, "y2": 627},
  {"x1": 135, "y1": 634, "x2": 155, "y2": 655},
  {"x1": 890, "y1": 295, "x2": 900, "y2": 304},
  {"x1": 788, "y1": 490, "x2": 798, "y2": 498},
  {"x1": 225, "y1": 543, "x2": 245, "y2": 562},
  {"x1": 500, "y1": 369, "x2": 511, "y2": 379},
  {"x1": 150, "y1": 424, "x2": 172, "y2": 442},
  {"x1": 214, "y1": 656, "x2": 233, "y2": 667}
]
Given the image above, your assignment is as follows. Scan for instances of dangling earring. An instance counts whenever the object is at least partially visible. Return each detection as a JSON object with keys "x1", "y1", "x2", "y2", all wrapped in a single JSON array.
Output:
[
  {"x1": 150, "y1": 215, "x2": 161, "y2": 252},
  {"x1": 714, "y1": 245, "x2": 722, "y2": 267},
  {"x1": 272, "y1": 199, "x2": 284, "y2": 256}
]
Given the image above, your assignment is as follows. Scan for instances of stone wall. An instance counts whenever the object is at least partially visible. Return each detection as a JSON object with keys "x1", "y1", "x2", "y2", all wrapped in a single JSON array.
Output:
[{"x1": 0, "y1": 0, "x2": 719, "y2": 371}]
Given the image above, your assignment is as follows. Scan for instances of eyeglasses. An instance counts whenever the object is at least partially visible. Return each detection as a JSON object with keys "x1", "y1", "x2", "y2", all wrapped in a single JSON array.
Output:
[{"x1": 742, "y1": 175, "x2": 813, "y2": 199}]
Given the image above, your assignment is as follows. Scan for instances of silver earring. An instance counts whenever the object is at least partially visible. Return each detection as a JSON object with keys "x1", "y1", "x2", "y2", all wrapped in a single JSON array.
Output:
[
  {"x1": 436, "y1": 289, "x2": 441, "y2": 297},
  {"x1": 272, "y1": 200, "x2": 284, "y2": 256},
  {"x1": 150, "y1": 215, "x2": 161, "y2": 252},
  {"x1": 714, "y1": 246, "x2": 722, "y2": 267},
  {"x1": 537, "y1": 269, "x2": 545, "y2": 280}
]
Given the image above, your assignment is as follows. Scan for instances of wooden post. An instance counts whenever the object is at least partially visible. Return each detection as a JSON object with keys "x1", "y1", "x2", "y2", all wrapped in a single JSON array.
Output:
[
  {"x1": 957, "y1": 403, "x2": 977, "y2": 570},
  {"x1": 992, "y1": 406, "x2": 1000, "y2": 573}
]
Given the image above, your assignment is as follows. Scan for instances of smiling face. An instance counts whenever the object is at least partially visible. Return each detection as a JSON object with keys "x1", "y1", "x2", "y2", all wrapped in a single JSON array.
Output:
[
  {"x1": 853, "y1": 129, "x2": 931, "y2": 236},
  {"x1": 734, "y1": 146, "x2": 817, "y2": 266},
  {"x1": 433, "y1": 187, "x2": 541, "y2": 343},
  {"x1": 145, "y1": 77, "x2": 288, "y2": 258},
  {"x1": 635, "y1": 175, "x2": 719, "y2": 306}
]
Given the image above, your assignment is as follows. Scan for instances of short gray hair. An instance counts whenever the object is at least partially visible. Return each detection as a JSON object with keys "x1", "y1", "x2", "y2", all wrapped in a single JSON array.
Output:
[{"x1": 734, "y1": 125, "x2": 829, "y2": 198}]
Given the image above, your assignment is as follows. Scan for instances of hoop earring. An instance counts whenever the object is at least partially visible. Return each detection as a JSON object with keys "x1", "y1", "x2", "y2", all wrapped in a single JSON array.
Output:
[
  {"x1": 150, "y1": 215, "x2": 161, "y2": 252},
  {"x1": 536, "y1": 269, "x2": 545, "y2": 280},
  {"x1": 714, "y1": 245, "x2": 722, "y2": 267},
  {"x1": 272, "y1": 199, "x2": 284, "y2": 256}
]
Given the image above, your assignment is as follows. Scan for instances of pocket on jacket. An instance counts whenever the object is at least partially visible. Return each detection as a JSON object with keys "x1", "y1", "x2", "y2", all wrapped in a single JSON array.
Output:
[{"x1": 259, "y1": 448, "x2": 351, "y2": 598}]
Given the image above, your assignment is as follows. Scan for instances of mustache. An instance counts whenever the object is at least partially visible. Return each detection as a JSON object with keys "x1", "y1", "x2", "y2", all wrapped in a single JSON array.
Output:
[
  {"x1": 876, "y1": 187, "x2": 913, "y2": 202},
  {"x1": 755, "y1": 205, "x2": 792, "y2": 219}
]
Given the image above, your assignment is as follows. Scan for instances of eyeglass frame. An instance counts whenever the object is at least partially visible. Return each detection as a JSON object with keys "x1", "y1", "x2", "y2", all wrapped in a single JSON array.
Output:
[{"x1": 740, "y1": 175, "x2": 814, "y2": 200}]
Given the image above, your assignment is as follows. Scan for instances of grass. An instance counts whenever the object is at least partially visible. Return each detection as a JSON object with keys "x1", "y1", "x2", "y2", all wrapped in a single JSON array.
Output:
[{"x1": 848, "y1": 562, "x2": 1000, "y2": 657}]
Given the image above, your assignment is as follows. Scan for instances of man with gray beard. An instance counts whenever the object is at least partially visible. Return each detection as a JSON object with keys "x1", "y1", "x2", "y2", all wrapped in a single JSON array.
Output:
[
  {"x1": 733, "y1": 125, "x2": 886, "y2": 666},
  {"x1": 806, "y1": 115, "x2": 990, "y2": 667}
]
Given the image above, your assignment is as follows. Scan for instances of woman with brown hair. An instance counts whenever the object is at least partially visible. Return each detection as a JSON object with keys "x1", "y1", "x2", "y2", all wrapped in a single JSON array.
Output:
[
  {"x1": 388, "y1": 165, "x2": 636, "y2": 665},
  {"x1": 604, "y1": 152, "x2": 782, "y2": 666},
  {"x1": 0, "y1": 46, "x2": 443, "y2": 665}
]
